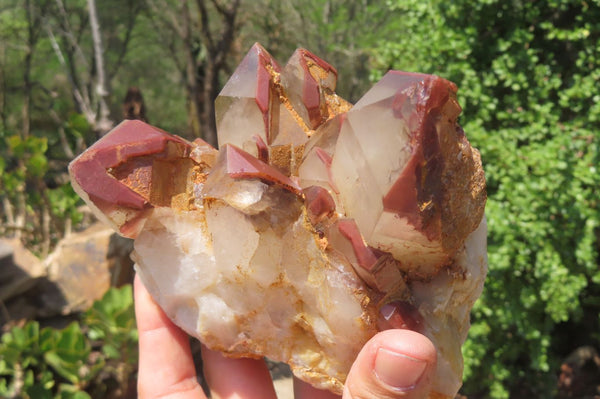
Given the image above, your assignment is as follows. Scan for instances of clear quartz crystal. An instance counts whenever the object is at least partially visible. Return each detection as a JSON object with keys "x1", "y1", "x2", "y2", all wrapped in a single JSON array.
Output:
[
  {"x1": 69, "y1": 44, "x2": 487, "y2": 398},
  {"x1": 215, "y1": 43, "x2": 281, "y2": 149}
]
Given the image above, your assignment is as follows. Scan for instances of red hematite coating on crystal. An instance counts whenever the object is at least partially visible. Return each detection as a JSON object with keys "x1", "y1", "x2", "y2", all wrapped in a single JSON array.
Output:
[
  {"x1": 337, "y1": 219, "x2": 379, "y2": 271},
  {"x1": 224, "y1": 144, "x2": 301, "y2": 195},
  {"x1": 314, "y1": 147, "x2": 339, "y2": 193},
  {"x1": 381, "y1": 154, "x2": 420, "y2": 222},
  {"x1": 252, "y1": 44, "x2": 281, "y2": 142},
  {"x1": 72, "y1": 157, "x2": 148, "y2": 210},
  {"x1": 381, "y1": 74, "x2": 455, "y2": 239},
  {"x1": 303, "y1": 75, "x2": 320, "y2": 126},
  {"x1": 315, "y1": 147, "x2": 332, "y2": 166},
  {"x1": 301, "y1": 49, "x2": 337, "y2": 78},
  {"x1": 377, "y1": 301, "x2": 425, "y2": 333},
  {"x1": 296, "y1": 49, "x2": 337, "y2": 128},
  {"x1": 87, "y1": 193, "x2": 152, "y2": 237},
  {"x1": 303, "y1": 186, "x2": 336, "y2": 225},
  {"x1": 252, "y1": 134, "x2": 269, "y2": 163},
  {"x1": 69, "y1": 120, "x2": 191, "y2": 210},
  {"x1": 83, "y1": 120, "x2": 189, "y2": 167}
]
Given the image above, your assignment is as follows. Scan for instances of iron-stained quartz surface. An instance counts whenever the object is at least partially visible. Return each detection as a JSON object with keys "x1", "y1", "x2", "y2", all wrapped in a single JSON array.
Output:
[{"x1": 69, "y1": 43, "x2": 487, "y2": 398}]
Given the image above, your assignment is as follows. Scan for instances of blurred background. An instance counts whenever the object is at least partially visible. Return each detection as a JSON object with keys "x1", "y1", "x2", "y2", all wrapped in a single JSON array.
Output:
[{"x1": 0, "y1": 0, "x2": 599, "y2": 398}]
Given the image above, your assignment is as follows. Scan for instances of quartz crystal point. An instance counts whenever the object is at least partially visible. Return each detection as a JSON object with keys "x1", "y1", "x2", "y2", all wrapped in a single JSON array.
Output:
[
  {"x1": 330, "y1": 71, "x2": 486, "y2": 277},
  {"x1": 69, "y1": 44, "x2": 487, "y2": 398}
]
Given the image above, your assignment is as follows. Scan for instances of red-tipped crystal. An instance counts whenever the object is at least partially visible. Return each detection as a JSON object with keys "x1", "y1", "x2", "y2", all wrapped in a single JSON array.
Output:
[
  {"x1": 330, "y1": 219, "x2": 403, "y2": 292},
  {"x1": 303, "y1": 185, "x2": 336, "y2": 226},
  {"x1": 331, "y1": 71, "x2": 486, "y2": 276},
  {"x1": 224, "y1": 144, "x2": 302, "y2": 195},
  {"x1": 378, "y1": 301, "x2": 425, "y2": 333},
  {"x1": 216, "y1": 43, "x2": 281, "y2": 149},
  {"x1": 68, "y1": 120, "x2": 193, "y2": 237},
  {"x1": 281, "y1": 48, "x2": 338, "y2": 130}
]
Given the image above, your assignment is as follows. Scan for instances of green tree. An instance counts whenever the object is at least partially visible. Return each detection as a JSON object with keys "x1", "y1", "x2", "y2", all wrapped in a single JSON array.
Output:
[
  {"x1": 144, "y1": 0, "x2": 242, "y2": 146},
  {"x1": 375, "y1": 0, "x2": 600, "y2": 397},
  {"x1": 0, "y1": 0, "x2": 73, "y2": 254},
  {"x1": 0, "y1": 0, "x2": 147, "y2": 253}
]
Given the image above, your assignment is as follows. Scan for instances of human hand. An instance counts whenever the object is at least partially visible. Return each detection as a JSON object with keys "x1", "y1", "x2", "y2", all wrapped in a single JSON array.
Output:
[{"x1": 134, "y1": 274, "x2": 437, "y2": 399}]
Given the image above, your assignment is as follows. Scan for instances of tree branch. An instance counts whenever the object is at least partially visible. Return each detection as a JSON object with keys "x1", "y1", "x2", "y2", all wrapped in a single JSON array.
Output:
[
  {"x1": 145, "y1": 0, "x2": 187, "y2": 39},
  {"x1": 108, "y1": 0, "x2": 143, "y2": 80},
  {"x1": 146, "y1": 13, "x2": 186, "y2": 75},
  {"x1": 45, "y1": 22, "x2": 96, "y2": 124},
  {"x1": 209, "y1": 0, "x2": 229, "y2": 16},
  {"x1": 87, "y1": 0, "x2": 113, "y2": 134},
  {"x1": 213, "y1": 0, "x2": 240, "y2": 68},
  {"x1": 54, "y1": 0, "x2": 90, "y2": 70},
  {"x1": 196, "y1": 0, "x2": 214, "y2": 52}
]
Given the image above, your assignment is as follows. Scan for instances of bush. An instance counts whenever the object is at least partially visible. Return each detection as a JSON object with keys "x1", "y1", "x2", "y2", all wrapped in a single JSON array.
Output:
[
  {"x1": 375, "y1": 0, "x2": 600, "y2": 397},
  {"x1": 0, "y1": 285, "x2": 138, "y2": 398},
  {"x1": 0, "y1": 112, "x2": 92, "y2": 256}
]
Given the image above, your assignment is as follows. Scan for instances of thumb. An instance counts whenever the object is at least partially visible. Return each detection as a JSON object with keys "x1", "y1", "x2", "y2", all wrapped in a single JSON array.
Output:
[{"x1": 343, "y1": 329, "x2": 437, "y2": 399}]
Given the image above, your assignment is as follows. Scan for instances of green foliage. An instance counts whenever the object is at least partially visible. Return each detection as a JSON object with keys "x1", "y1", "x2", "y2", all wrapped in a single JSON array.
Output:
[
  {"x1": 0, "y1": 127, "x2": 84, "y2": 253},
  {"x1": 46, "y1": 185, "x2": 84, "y2": 228},
  {"x1": 5, "y1": 135, "x2": 48, "y2": 178},
  {"x1": 376, "y1": 0, "x2": 600, "y2": 397},
  {"x1": 0, "y1": 285, "x2": 137, "y2": 399},
  {"x1": 84, "y1": 285, "x2": 138, "y2": 364}
]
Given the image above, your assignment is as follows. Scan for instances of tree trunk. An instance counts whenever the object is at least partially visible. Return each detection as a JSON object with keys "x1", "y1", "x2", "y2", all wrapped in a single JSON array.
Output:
[
  {"x1": 183, "y1": 7, "x2": 204, "y2": 140},
  {"x1": 15, "y1": 0, "x2": 38, "y2": 239},
  {"x1": 0, "y1": 42, "x2": 5, "y2": 130},
  {"x1": 22, "y1": 0, "x2": 35, "y2": 138},
  {"x1": 200, "y1": 61, "x2": 219, "y2": 147},
  {"x1": 145, "y1": 0, "x2": 240, "y2": 146},
  {"x1": 195, "y1": 0, "x2": 241, "y2": 147},
  {"x1": 87, "y1": 0, "x2": 114, "y2": 135}
]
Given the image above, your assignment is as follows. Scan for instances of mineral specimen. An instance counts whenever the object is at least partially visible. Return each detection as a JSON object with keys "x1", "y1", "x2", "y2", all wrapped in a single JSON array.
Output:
[{"x1": 69, "y1": 43, "x2": 487, "y2": 398}]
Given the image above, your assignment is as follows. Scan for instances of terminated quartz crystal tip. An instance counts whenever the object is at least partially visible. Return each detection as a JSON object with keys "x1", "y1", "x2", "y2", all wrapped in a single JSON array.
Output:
[
  {"x1": 331, "y1": 71, "x2": 486, "y2": 278},
  {"x1": 69, "y1": 44, "x2": 487, "y2": 398}
]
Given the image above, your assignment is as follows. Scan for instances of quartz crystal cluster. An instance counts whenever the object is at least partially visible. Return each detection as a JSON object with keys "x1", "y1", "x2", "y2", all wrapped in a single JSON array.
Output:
[{"x1": 69, "y1": 43, "x2": 487, "y2": 398}]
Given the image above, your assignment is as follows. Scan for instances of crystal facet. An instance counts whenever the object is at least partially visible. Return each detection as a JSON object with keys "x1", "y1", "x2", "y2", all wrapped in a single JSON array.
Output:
[
  {"x1": 331, "y1": 71, "x2": 486, "y2": 277},
  {"x1": 69, "y1": 44, "x2": 487, "y2": 398}
]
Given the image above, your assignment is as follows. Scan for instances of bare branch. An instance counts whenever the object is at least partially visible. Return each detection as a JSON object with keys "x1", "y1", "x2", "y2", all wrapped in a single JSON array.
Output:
[
  {"x1": 108, "y1": 1, "x2": 143, "y2": 80},
  {"x1": 213, "y1": 0, "x2": 239, "y2": 17},
  {"x1": 2, "y1": 197, "x2": 15, "y2": 227},
  {"x1": 146, "y1": 14, "x2": 186, "y2": 74},
  {"x1": 213, "y1": 0, "x2": 240, "y2": 68},
  {"x1": 41, "y1": 201, "x2": 51, "y2": 257},
  {"x1": 45, "y1": 22, "x2": 96, "y2": 124},
  {"x1": 87, "y1": 0, "x2": 114, "y2": 134},
  {"x1": 146, "y1": 0, "x2": 187, "y2": 39},
  {"x1": 209, "y1": 0, "x2": 229, "y2": 16},
  {"x1": 54, "y1": 0, "x2": 90, "y2": 69},
  {"x1": 49, "y1": 108, "x2": 75, "y2": 158},
  {"x1": 196, "y1": 0, "x2": 214, "y2": 52}
]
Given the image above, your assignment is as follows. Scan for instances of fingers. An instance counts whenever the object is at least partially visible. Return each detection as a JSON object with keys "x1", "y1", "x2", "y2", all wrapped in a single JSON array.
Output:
[
  {"x1": 343, "y1": 329, "x2": 437, "y2": 399},
  {"x1": 201, "y1": 345, "x2": 278, "y2": 399},
  {"x1": 136, "y1": 272, "x2": 435, "y2": 399},
  {"x1": 135, "y1": 274, "x2": 277, "y2": 399},
  {"x1": 292, "y1": 329, "x2": 437, "y2": 399},
  {"x1": 135, "y1": 275, "x2": 206, "y2": 399}
]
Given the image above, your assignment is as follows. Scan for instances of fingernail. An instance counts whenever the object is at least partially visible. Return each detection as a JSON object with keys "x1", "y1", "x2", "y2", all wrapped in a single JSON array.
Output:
[{"x1": 374, "y1": 347, "x2": 428, "y2": 390}]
